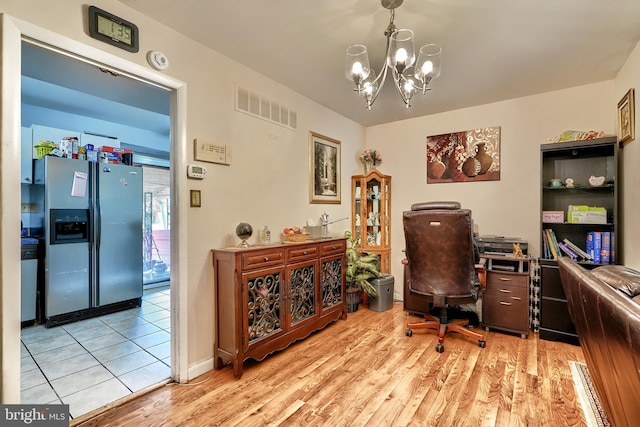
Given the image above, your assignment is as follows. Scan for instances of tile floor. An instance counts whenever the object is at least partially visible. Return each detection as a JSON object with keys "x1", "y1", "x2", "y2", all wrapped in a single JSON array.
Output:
[{"x1": 20, "y1": 288, "x2": 172, "y2": 419}]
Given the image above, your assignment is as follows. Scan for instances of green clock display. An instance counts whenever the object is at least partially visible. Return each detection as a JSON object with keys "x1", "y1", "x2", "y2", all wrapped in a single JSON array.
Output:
[{"x1": 88, "y1": 6, "x2": 139, "y2": 52}]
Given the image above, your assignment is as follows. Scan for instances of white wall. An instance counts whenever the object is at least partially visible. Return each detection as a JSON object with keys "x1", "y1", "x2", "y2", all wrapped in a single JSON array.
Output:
[
  {"x1": 366, "y1": 81, "x2": 617, "y2": 299},
  {"x1": 614, "y1": 40, "x2": 640, "y2": 270},
  {"x1": 0, "y1": 0, "x2": 364, "y2": 383}
]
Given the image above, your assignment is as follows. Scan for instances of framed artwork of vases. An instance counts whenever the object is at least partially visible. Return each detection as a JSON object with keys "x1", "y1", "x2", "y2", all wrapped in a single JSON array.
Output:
[
  {"x1": 426, "y1": 126, "x2": 501, "y2": 183},
  {"x1": 309, "y1": 131, "x2": 341, "y2": 204}
]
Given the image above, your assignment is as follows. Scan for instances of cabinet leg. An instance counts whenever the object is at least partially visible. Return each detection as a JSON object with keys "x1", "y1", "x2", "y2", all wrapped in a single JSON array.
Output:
[
  {"x1": 231, "y1": 353, "x2": 244, "y2": 379},
  {"x1": 214, "y1": 356, "x2": 224, "y2": 370}
]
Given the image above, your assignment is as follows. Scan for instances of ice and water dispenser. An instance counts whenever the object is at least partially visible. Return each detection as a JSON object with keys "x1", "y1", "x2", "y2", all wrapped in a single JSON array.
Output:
[{"x1": 50, "y1": 209, "x2": 89, "y2": 244}]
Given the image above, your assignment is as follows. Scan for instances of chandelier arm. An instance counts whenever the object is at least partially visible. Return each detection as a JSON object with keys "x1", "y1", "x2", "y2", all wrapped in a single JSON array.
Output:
[
  {"x1": 366, "y1": 62, "x2": 389, "y2": 108},
  {"x1": 407, "y1": 79, "x2": 432, "y2": 95},
  {"x1": 391, "y1": 69, "x2": 412, "y2": 107}
]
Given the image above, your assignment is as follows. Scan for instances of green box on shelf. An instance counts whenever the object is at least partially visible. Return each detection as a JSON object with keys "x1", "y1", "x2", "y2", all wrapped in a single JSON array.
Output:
[{"x1": 567, "y1": 205, "x2": 607, "y2": 224}]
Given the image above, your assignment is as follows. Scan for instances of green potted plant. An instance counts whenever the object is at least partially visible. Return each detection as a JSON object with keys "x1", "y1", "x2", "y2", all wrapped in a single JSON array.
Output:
[{"x1": 344, "y1": 230, "x2": 383, "y2": 312}]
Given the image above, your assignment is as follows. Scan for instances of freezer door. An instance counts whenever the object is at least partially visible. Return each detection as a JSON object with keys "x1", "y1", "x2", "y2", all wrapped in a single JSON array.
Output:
[
  {"x1": 96, "y1": 163, "x2": 143, "y2": 305},
  {"x1": 45, "y1": 242, "x2": 90, "y2": 316},
  {"x1": 39, "y1": 156, "x2": 89, "y2": 209},
  {"x1": 38, "y1": 156, "x2": 91, "y2": 317}
]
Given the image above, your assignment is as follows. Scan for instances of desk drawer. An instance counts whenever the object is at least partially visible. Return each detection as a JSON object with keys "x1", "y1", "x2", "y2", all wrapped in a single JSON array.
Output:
[
  {"x1": 319, "y1": 240, "x2": 346, "y2": 256},
  {"x1": 287, "y1": 245, "x2": 319, "y2": 262},
  {"x1": 487, "y1": 270, "x2": 528, "y2": 288},
  {"x1": 242, "y1": 250, "x2": 285, "y2": 270},
  {"x1": 483, "y1": 293, "x2": 529, "y2": 332},
  {"x1": 484, "y1": 281, "x2": 528, "y2": 300}
]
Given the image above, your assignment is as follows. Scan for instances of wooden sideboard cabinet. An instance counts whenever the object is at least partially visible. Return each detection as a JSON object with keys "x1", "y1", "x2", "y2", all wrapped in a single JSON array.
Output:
[
  {"x1": 212, "y1": 237, "x2": 347, "y2": 378},
  {"x1": 482, "y1": 254, "x2": 530, "y2": 338}
]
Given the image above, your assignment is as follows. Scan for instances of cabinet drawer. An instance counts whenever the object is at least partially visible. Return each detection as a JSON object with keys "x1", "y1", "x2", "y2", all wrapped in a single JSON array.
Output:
[
  {"x1": 242, "y1": 250, "x2": 285, "y2": 270},
  {"x1": 319, "y1": 240, "x2": 346, "y2": 256},
  {"x1": 483, "y1": 293, "x2": 529, "y2": 331},
  {"x1": 487, "y1": 270, "x2": 528, "y2": 288},
  {"x1": 287, "y1": 245, "x2": 319, "y2": 262},
  {"x1": 484, "y1": 281, "x2": 528, "y2": 299}
]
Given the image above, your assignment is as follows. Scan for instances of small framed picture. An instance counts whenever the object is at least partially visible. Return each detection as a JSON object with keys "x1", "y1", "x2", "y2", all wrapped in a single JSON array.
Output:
[
  {"x1": 618, "y1": 88, "x2": 635, "y2": 146},
  {"x1": 190, "y1": 190, "x2": 201, "y2": 207},
  {"x1": 309, "y1": 131, "x2": 341, "y2": 204}
]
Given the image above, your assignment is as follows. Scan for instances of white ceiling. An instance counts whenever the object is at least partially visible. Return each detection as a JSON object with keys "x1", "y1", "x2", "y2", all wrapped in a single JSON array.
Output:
[
  {"x1": 21, "y1": 42, "x2": 170, "y2": 134},
  {"x1": 118, "y1": 0, "x2": 640, "y2": 127}
]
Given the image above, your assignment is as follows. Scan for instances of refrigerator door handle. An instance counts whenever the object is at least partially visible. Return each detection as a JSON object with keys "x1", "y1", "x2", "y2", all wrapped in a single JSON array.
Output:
[{"x1": 95, "y1": 199, "x2": 101, "y2": 251}]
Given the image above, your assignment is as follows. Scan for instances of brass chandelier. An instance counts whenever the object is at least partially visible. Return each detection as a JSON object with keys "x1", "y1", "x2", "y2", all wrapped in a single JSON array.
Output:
[{"x1": 345, "y1": 0, "x2": 442, "y2": 109}]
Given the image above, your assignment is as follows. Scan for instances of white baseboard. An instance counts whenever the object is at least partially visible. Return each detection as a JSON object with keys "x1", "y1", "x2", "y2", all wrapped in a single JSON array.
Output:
[{"x1": 188, "y1": 358, "x2": 214, "y2": 380}]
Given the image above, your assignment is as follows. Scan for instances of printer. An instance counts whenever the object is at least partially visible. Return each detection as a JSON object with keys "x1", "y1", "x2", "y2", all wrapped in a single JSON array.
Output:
[{"x1": 477, "y1": 235, "x2": 528, "y2": 256}]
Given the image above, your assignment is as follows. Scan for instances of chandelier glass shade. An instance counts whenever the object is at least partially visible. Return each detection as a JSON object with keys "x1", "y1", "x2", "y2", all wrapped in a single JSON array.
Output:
[{"x1": 345, "y1": 0, "x2": 441, "y2": 110}]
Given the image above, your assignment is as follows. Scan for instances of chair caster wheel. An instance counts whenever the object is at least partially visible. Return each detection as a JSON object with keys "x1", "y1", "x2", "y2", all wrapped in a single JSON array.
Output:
[
  {"x1": 478, "y1": 340, "x2": 486, "y2": 348},
  {"x1": 405, "y1": 329, "x2": 413, "y2": 337},
  {"x1": 435, "y1": 343, "x2": 444, "y2": 353}
]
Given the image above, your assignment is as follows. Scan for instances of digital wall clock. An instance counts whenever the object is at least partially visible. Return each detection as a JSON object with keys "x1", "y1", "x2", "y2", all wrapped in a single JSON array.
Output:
[{"x1": 88, "y1": 6, "x2": 139, "y2": 52}]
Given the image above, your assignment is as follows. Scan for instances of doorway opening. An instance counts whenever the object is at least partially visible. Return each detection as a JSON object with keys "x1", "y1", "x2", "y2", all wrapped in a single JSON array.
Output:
[{"x1": 18, "y1": 39, "x2": 177, "y2": 418}]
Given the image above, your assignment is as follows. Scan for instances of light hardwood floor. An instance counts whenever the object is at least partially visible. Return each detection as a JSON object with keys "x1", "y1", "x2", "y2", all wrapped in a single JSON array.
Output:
[{"x1": 76, "y1": 302, "x2": 588, "y2": 426}]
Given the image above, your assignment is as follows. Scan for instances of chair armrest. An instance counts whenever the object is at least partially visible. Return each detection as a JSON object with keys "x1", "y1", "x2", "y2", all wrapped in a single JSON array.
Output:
[{"x1": 475, "y1": 258, "x2": 487, "y2": 290}]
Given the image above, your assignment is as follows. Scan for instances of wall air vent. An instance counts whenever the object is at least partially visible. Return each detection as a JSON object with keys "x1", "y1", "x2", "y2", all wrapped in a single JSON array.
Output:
[{"x1": 235, "y1": 84, "x2": 297, "y2": 130}]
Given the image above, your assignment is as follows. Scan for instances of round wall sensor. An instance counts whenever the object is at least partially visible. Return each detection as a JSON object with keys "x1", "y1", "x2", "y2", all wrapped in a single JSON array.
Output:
[{"x1": 147, "y1": 50, "x2": 169, "y2": 71}]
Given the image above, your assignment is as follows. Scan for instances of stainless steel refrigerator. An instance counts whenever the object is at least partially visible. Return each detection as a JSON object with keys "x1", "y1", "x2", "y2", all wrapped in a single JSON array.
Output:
[{"x1": 34, "y1": 156, "x2": 143, "y2": 327}]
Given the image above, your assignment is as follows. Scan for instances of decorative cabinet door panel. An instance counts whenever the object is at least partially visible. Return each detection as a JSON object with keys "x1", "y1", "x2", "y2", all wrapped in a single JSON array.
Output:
[
  {"x1": 242, "y1": 266, "x2": 285, "y2": 352},
  {"x1": 286, "y1": 260, "x2": 318, "y2": 329},
  {"x1": 320, "y1": 255, "x2": 344, "y2": 313}
]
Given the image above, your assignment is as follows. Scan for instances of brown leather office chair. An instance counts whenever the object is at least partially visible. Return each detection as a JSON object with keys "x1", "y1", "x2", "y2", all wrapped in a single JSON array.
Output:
[{"x1": 402, "y1": 201, "x2": 486, "y2": 352}]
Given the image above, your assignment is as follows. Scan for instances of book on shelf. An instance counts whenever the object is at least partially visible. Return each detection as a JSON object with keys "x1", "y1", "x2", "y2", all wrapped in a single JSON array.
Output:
[
  {"x1": 542, "y1": 230, "x2": 550, "y2": 259},
  {"x1": 601, "y1": 232, "x2": 611, "y2": 264},
  {"x1": 543, "y1": 228, "x2": 561, "y2": 260},
  {"x1": 557, "y1": 242, "x2": 578, "y2": 260},
  {"x1": 593, "y1": 231, "x2": 602, "y2": 264},
  {"x1": 611, "y1": 232, "x2": 615, "y2": 264},
  {"x1": 563, "y1": 238, "x2": 591, "y2": 261}
]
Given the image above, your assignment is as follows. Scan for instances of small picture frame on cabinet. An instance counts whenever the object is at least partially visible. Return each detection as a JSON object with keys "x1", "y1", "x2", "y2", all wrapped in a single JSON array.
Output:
[{"x1": 618, "y1": 88, "x2": 635, "y2": 146}]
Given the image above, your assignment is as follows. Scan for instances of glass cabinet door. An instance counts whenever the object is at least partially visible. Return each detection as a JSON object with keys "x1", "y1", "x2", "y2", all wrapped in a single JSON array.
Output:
[
  {"x1": 354, "y1": 180, "x2": 362, "y2": 242},
  {"x1": 365, "y1": 177, "x2": 382, "y2": 246},
  {"x1": 351, "y1": 171, "x2": 391, "y2": 273}
]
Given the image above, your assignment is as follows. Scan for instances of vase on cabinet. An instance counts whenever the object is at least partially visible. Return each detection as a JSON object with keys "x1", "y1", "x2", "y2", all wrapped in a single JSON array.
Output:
[{"x1": 363, "y1": 160, "x2": 377, "y2": 173}]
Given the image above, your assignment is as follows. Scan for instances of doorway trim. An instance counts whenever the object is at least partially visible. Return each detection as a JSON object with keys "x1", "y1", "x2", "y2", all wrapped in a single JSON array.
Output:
[{"x1": 1, "y1": 14, "x2": 189, "y2": 401}]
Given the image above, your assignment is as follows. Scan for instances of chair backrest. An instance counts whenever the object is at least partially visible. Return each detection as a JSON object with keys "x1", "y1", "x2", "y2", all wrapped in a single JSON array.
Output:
[{"x1": 403, "y1": 201, "x2": 478, "y2": 304}]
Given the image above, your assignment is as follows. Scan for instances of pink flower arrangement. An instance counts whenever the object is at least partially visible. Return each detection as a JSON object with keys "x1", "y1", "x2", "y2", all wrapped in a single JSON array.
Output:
[{"x1": 361, "y1": 149, "x2": 382, "y2": 164}]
